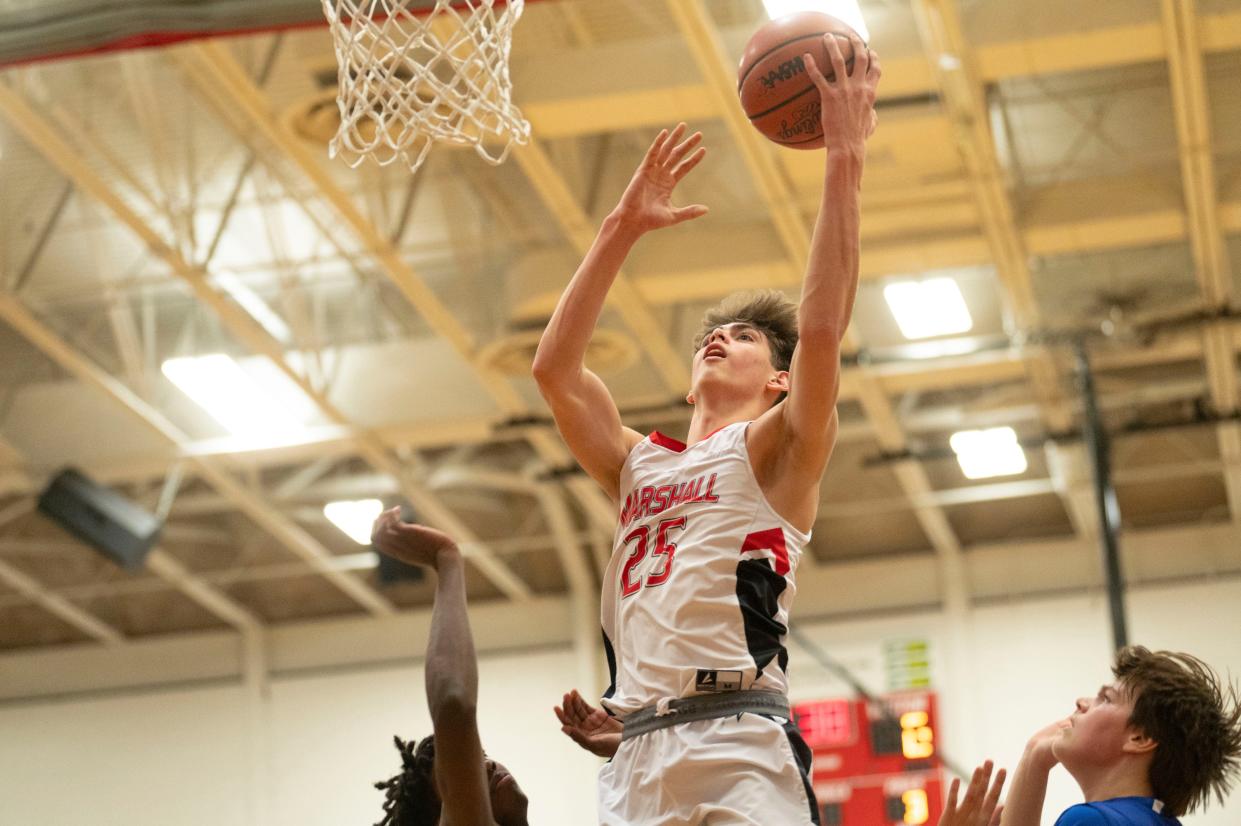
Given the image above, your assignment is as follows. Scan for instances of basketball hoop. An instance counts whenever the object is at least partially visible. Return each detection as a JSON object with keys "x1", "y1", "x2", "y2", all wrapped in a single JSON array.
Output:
[{"x1": 320, "y1": 0, "x2": 531, "y2": 172}]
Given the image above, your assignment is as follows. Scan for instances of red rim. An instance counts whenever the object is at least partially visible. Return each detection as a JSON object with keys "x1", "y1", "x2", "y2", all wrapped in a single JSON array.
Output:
[{"x1": 0, "y1": 0, "x2": 538, "y2": 69}]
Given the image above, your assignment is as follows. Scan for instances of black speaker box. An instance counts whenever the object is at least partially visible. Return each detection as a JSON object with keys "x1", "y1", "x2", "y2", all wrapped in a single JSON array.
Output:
[{"x1": 37, "y1": 468, "x2": 162, "y2": 569}]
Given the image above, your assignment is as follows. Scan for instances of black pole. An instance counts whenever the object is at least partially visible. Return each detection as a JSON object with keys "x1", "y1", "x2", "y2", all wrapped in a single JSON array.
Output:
[{"x1": 1073, "y1": 342, "x2": 1129, "y2": 650}]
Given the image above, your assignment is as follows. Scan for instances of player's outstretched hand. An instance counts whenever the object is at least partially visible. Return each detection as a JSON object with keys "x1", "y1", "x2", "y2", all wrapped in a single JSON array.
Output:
[
  {"x1": 803, "y1": 31, "x2": 881, "y2": 154},
  {"x1": 940, "y1": 760, "x2": 1006, "y2": 826},
  {"x1": 370, "y1": 507, "x2": 458, "y2": 570},
  {"x1": 554, "y1": 689, "x2": 623, "y2": 758},
  {"x1": 611, "y1": 123, "x2": 709, "y2": 234}
]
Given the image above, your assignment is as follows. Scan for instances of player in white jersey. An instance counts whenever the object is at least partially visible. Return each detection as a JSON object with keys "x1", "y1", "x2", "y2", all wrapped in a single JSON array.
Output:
[{"x1": 533, "y1": 32, "x2": 881, "y2": 826}]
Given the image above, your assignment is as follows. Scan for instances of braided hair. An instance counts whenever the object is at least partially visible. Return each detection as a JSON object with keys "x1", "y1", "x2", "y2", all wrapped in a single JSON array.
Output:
[{"x1": 375, "y1": 735, "x2": 441, "y2": 826}]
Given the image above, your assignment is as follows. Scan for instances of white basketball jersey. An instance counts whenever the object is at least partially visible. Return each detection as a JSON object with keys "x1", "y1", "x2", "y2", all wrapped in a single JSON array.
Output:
[{"x1": 600, "y1": 421, "x2": 810, "y2": 718}]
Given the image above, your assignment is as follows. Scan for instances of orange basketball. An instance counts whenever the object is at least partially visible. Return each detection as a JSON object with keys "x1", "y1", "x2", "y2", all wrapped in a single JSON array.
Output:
[{"x1": 737, "y1": 12, "x2": 858, "y2": 149}]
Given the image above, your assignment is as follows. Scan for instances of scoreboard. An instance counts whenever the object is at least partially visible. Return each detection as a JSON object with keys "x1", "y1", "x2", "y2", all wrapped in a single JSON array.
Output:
[{"x1": 793, "y1": 691, "x2": 943, "y2": 826}]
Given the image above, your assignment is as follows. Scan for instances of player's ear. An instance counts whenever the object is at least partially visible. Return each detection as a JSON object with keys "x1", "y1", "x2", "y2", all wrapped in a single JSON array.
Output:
[
  {"x1": 686, "y1": 391, "x2": 696, "y2": 405},
  {"x1": 768, "y1": 371, "x2": 789, "y2": 393},
  {"x1": 1122, "y1": 727, "x2": 1157, "y2": 755}
]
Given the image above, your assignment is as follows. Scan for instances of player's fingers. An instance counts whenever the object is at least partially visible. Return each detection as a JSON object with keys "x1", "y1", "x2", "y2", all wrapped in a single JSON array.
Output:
[
  {"x1": 657, "y1": 122, "x2": 687, "y2": 166},
  {"x1": 945, "y1": 778, "x2": 961, "y2": 814},
  {"x1": 846, "y1": 33, "x2": 864, "y2": 77},
  {"x1": 671, "y1": 203, "x2": 709, "y2": 224},
  {"x1": 824, "y1": 33, "x2": 848, "y2": 84},
  {"x1": 802, "y1": 50, "x2": 829, "y2": 92},
  {"x1": 989, "y1": 805, "x2": 1004, "y2": 826},
  {"x1": 665, "y1": 130, "x2": 703, "y2": 168},
  {"x1": 983, "y1": 768, "x2": 1007, "y2": 812},
  {"x1": 869, "y1": 49, "x2": 882, "y2": 80},
  {"x1": 553, "y1": 705, "x2": 568, "y2": 724},
  {"x1": 672, "y1": 146, "x2": 707, "y2": 182},
  {"x1": 643, "y1": 128, "x2": 670, "y2": 167},
  {"x1": 962, "y1": 763, "x2": 987, "y2": 810}
]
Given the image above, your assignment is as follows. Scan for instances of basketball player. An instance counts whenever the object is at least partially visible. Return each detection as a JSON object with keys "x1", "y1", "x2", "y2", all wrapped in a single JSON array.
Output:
[
  {"x1": 532, "y1": 29, "x2": 880, "y2": 826},
  {"x1": 1001, "y1": 646, "x2": 1241, "y2": 826},
  {"x1": 370, "y1": 507, "x2": 530, "y2": 826}
]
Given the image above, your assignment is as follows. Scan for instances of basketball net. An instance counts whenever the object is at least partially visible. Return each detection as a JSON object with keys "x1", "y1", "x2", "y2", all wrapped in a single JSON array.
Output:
[{"x1": 321, "y1": 0, "x2": 531, "y2": 172}]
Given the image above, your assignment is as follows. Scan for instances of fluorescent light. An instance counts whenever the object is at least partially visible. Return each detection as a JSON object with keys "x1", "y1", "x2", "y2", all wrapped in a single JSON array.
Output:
[
  {"x1": 162, "y1": 354, "x2": 301, "y2": 438},
  {"x1": 762, "y1": 1, "x2": 869, "y2": 41},
  {"x1": 883, "y1": 278, "x2": 974, "y2": 340},
  {"x1": 949, "y1": 427, "x2": 1028, "y2": 479},
  {"x1": 324, "y1": 499, "x2": 385, "y2": 545},
  {"x1": 213, "y1": 272, "x2": 292, "y2": 343}
]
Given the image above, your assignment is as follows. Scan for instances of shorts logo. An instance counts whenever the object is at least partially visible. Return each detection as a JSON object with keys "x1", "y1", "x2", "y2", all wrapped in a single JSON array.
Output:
[{"x1": 695, "y1": 669, "x2": 742, "y2": 693}]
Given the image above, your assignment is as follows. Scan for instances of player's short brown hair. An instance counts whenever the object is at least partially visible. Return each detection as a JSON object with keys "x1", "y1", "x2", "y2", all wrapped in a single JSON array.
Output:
[
  {"x1": 1113, "y1": 646, "x2": 1241, "y2": 817},
  {"x1": 693, "y1": 290, "x2": 799, "y2": 371}
]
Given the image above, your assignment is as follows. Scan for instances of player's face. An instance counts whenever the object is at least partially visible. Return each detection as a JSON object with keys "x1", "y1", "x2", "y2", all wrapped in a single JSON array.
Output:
[
  {"x1": 691, "y1": 323, "x2": 785, "y2": 401},
  {"x1": 1052, "y1": 682, "x2": 1141, "y2": 770},
  {"x1": 486, "y1": 757, "x2": 529, "y2": 826}
]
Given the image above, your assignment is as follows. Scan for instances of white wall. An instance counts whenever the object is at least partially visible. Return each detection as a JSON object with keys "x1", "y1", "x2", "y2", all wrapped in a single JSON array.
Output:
[{"x1": 1, "y1": 578, "x2": 1238, "y2": 825}]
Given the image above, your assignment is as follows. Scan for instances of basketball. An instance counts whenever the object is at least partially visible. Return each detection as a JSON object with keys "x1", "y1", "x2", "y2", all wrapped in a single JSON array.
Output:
[{"x1": 737, "y1": 12, "x2": 859, "y2": 149}]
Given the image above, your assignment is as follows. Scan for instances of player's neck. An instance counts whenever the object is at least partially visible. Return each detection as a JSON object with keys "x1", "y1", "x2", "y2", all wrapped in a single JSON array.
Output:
[
  {"x1": 686, "y1": 397, "x2": 770, "y2": 444},
  {"x1": 1071, "y1": 759, "x2": 1154, "y2": 805}
]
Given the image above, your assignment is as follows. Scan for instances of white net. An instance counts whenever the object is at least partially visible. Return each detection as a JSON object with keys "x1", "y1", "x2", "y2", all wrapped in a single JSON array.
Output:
[{"x1": 321, "y1": 0, "x2": 530, "y2": 172}]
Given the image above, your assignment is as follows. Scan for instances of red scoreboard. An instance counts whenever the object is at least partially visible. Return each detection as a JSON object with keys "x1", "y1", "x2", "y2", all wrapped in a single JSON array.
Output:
[{"x1": 793, "y1": 691, "x2": 944, "y2": 826}]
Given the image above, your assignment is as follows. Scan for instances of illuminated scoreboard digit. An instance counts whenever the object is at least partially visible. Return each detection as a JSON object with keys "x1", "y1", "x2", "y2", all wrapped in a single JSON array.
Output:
[
  {"x1": 793, "y1": 691, "x2": 944, "y2": 826},
  {"x1": 796, "y1": 699, "x2": 855, "y2": 749}
]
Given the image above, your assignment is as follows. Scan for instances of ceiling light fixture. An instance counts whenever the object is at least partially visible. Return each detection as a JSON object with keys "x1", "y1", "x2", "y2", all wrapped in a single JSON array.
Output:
[
  {"x1": 883, "y1": 277, "x2": 974, "y2": 340},
  {"x1": 949, "y1": 427, "x2": 1028, "y2": 479},
  {"x1": 324, "y1": 499, "x2": 385, "y2": 545},
  {"x1": 161, "y1": 353, "x2": 301, "y2": 438}
]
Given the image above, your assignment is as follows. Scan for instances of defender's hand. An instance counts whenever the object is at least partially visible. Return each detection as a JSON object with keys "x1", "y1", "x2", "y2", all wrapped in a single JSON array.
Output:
[
  {"x1": 803, "y1": 32, "x2": 881, "y2": 155},
  {"x1": 610, "y1": 123, "x2": 709, "y2": 233},
  {"x1": 370, "y1": 507, "x2": 459, "y2": 570},
  {"x1": 940, "y1": 760, "x2": 1006, "y2": 826},
  {"x1": 554, "y1": 689, "x2": 623, "y2": 758}
]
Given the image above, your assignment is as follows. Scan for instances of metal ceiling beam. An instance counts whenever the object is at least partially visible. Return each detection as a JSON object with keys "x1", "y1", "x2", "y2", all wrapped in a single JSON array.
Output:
[
  {"x1": 0, "y1": 436, "x2": 31, "y2": 496},
  {"x1": 176, "y1": 41, "x2": 621, "y2": 545},
  {"x1": 0, "y1": 289, "x2": 392, "y2": 617},
  {"x1": 0, "y1": 445, "x2": 259, "y2": 639},
  {"x1": 514, "y1": 11, "x2": 1241, "y2": 140},
  {"x1": 910, "y1": 0, "x2": 1095, "y2": 549},
  {"x1": 910, "y1": 0, "x2": 1070, "y2": 423},
  {"x1": 6, "y1": 450, "x2": 1239, "y2": 612},
  {"x1": 0, "y1": 498, "x2": 125, "y2": 644},
  {"x1": 31, "y1": 182, "x2": 1238, "y2": 311},
  {"x1": 0, "y1": 324, "x2": 1218, "y2": 500},
  {"x1": 1160, "y1": 0, "x2": 1241, "y2": 520},
  {"x1": 512, "y1": 139, "x2": 691, "y2": 392},
  {"x1": 0, "y1": 555, "x2": 126, "y2": 644},
  {"x1": 667, "y1": 0, "x2": 964, "y2": 569},
  {"x1": 0, "y1": 76, "x2": 529, "y2": 602}
]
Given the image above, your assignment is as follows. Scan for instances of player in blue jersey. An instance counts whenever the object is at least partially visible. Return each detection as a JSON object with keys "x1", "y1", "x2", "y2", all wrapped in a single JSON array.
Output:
[{"x1": 1002, "y1": 646, "x2": 1241, "y2": 826}]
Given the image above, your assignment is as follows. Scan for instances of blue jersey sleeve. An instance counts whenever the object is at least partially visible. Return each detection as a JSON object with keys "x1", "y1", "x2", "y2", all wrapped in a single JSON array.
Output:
[{"x1": 1054, "y1": 805, "x2": 1110, "y2": 826}]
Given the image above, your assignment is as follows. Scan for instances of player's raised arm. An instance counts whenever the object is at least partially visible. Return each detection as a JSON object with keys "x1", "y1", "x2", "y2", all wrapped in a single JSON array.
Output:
[
  {"x1": 775, "y1": 32, "x2": 880, "y2": 472},
  {"x1": 532, "y1": 124, "x2": 709, "y2": 500},
  {"x1": 371, "y1": 509, "x2": 495, "y2": 826}
]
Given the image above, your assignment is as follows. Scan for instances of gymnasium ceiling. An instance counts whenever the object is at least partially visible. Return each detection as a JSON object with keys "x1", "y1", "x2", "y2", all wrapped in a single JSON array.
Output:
[{"x1": 1, "y1": 0, "x2": 1240, "y2": 651}]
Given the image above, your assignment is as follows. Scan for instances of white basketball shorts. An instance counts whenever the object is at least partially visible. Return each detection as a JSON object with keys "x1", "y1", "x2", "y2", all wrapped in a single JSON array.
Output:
[{"x1": 597, "y1": 712, "x2": 819, "y2": 826}]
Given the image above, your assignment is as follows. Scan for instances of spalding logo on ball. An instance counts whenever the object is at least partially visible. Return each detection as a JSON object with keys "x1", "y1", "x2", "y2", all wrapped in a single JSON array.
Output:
[{"x1": 738, "y1": 12, "x2": 860, "y2": 149}]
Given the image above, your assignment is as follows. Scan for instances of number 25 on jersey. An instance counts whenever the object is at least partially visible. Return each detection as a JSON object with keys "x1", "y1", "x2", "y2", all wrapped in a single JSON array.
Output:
[{"x1": 620, "y1": 516, "x2": 687, "y2": 597}]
